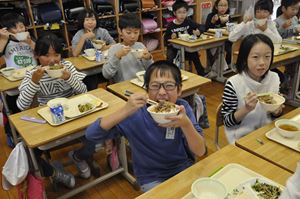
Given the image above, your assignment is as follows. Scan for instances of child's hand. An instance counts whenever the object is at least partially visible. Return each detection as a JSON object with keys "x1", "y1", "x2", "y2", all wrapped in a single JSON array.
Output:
[
  {"x1": 271, "y1": 104, "x2": 284, "y2": 116},
  {"x1": 60, "y1": 68, "x2": 71, "y2": 80},
  {"x1": 83, "y1": 31, "x2": 95, "y2": 40},
  {"x1": 212, "y1": 14, "x2": 219, "y2": 24},
  {"x1": 32, "y1": 66, "x2": 45, "y2": 84},
  {"x1": 283, "y1": 19, "x2": 292, "y2": 29},
  {"x1": 193, "y1": 29, "x2": 201, "y2": 36},
  {"x1": 23, "y1": 34, "x2": 33, "y2": 45},
  {"x1": 220, "y1": 15, "x2": 229, "y2": 24},
  {"x1": 0, "y1": 28, "x2": 10, "y2": 40},
  {"x1": 256, "y1": 22, "x2": 267, "y2": 32},
  {"x1": 244, "y1": 92, "x2": 258, "y2": 111},
  {"x1": 171, "y1": 33, "x2": 177, "y2": 39},
  {"x1": 296, "y1": 25, "x2": 300, "y2": 33},
  {"x1": 159, "y1": 105, "x2": 190, "y2": 128},
  {"x1": 115, "y1": 45, "x2": 131, "y2": 59},
  {"x1": 141, "y1": 48, "x2": 152, "y2": 60},
  {"x1": 125, "y1": 93, "x2": 147, "y2": 115}
]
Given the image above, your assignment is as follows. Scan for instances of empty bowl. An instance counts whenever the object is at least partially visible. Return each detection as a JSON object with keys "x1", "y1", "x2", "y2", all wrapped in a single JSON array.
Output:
[
  {"x1": 84, "y1": 48, "x2": 96, "y2": 57},
  {"x1": 147, "y1": 102, "x2": 180, "y2": 124},
  {"x1": 257, "y1": 93, "x2": 285, "y2": 112},
  {"x1": 275, "y1": 119, "x2": 300, "y2": 138},
  {"x1": 136, "y1": 70, "x2": 145, "y2": 82},
  {"x1": 47, "y1": 98, "x2": 68, "y2": 108},
  {"x1": 45, "y1": 64, "x2": 65, "y2": 78},
  {"x1": 15, "y1": 32, "x2": 29, "y2": 41},
  {"x1": 131, "y1": 49, "x2": 144, "y2": 59},
  {"x1": 191, "y1": 178, "x2": 227, "y2": 199}
]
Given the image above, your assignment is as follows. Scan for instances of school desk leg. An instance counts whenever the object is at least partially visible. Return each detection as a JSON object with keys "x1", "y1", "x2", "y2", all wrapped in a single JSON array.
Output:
[
  {"x1": 215, "y1": 45, "x2": 227, "y2": 83},
  {"x1": 180, "y1": 46, "x2": 186, "y2": 70},
  {"x1": 120, "y1": 137, "x2": 137, "y2": 185}
]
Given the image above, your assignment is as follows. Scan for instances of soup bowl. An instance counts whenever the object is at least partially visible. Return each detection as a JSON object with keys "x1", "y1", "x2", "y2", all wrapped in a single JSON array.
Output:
[
  {"x1": 147, "y1": 102, "x2": 180, "y2": 124},
  {"x1": 275, "y1": 119, "x2": 300, "y2": 138},
  {"x1": 258, "y1": 93, "x2": 285, "y2": 112},
  {"x1": 191, "y1": 178, "x2": 227, "y2": 199}
]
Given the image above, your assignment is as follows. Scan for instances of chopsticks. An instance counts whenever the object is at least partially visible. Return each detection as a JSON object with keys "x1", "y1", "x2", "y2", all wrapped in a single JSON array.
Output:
[{"x1": 124, "y1": 90, "x2": 158, "y2": 106}]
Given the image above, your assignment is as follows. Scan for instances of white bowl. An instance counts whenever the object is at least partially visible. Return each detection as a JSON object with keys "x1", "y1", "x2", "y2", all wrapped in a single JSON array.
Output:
[
  {"x1": 258, "y1": 93, "x2": 285, "y2": 112},
  {"x1": 84, "y1": 48, "x2": 96, "y2": 57},
  {"x1": 136, "y1": 70, "x2": 145, "y2": 82},
  {"x1": 255, "y1": 18, "x2": 267, "y2": 26},
  {"x1": 47, "y1": 98, "x2": 68, "y2": 108},
  {"x1": 45, "y1": 64, "x2": 65, "y2": 78},
  {"x1": 275, "y1": 119, "x2": 300, "y2": 138},
  {"x1": 191, "y1": 178, "x2": 227, "y2": 199},
  {"x1": 147, "y1": 103, "x2": 180, "y2": 124},
  {"x1": 131, "y1": 49, "x2": 144, "y2": 59},
  {"x1": 219, "y1": 14, "x2": 229, "y2": 22},
  {"x1": 179, "y1": 33, "x2": 190, "y2": 41},
  {"x1": 0, "y1": 67, "x2": 15, "y2": 76},
  {"x1": 92, "y1": 40, "x2": 105, "y2": 49},
  {"x1": 15, "y1": 32, "x2": 29, "y2": 41}
]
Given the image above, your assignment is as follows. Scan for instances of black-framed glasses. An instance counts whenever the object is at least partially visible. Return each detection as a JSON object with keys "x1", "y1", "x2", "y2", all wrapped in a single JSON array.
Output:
[{"x1": 148, "y1": 82, "x2": 177, "y2": 91}]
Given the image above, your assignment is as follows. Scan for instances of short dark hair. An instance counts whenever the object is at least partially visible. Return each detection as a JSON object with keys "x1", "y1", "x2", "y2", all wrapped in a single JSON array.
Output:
[
  {"x1": 77, "y1": 9, "x2": 99, "y2": 30},
  {"x1": 0, "y1": 12, "x2": 25, "y2": 29},
  {"x1": 281, "y1": 0, "x2": 300, "y2": 9},
  {"x1": 172, "y1": 0, "x2": 189, "y2": 12},
  {"x1": 118, "y1": 13, "x2": 141, "y2": 30},
  {"x1": 255, "y1": 0, "x2": 274, "y2": 14},
  {"x1": 236, "y1": 34, "x2": 274, "y2": 75},
  {"x1": 212, "y1": 0, "x2": 230, "y2": 14},
  {"x1": 35, "y1": 32, "x2": 62, "y2": 56},
  {"x1": 144, "y1": 60, "x2": 182, "y2": 91}
]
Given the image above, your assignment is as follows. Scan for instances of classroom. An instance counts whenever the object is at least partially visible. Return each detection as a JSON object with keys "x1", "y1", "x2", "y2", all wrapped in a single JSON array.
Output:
[{"x1": 0, "y1": 0, "x2": 300, "y2": 198}]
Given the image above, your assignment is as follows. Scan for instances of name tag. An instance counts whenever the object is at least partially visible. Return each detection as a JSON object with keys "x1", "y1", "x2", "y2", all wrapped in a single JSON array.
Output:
[{"x1": 165, "y1": 127, "x2": 176, "y2": 139}]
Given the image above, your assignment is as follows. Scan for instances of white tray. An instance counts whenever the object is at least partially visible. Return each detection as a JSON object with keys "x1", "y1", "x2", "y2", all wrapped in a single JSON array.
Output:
[
  {"x1": 82, "y1": 54, "x2": 96, "y2": 61},
  {"x1": 265, "y1": 114, "x2": 300, "y2": 152},
  {"x1": 182, "y1": 163, "x2": 284, "y2": 199},
  {"x1": 274, "y1": 45, "x2": 299, "y2": 56},
  {"x1": 37, "y1": 94, "x2": 108, "y2": 126},
  {"x1": 130, "y1": 75, "x2": 189, "y2": 88},
  {"x1": 178, "y1": 35, "x2": 214, "y2": 43},
  {"x1": 0, "y1": 66, "x2": 34, "y2": 81}
]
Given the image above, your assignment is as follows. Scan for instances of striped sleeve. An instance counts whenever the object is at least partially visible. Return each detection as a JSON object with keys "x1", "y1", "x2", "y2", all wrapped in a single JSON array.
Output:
[
  {"x1": 221, "y1": 81, "x2": 241, "y2": 127},
  {"x1": 17, "y1": 72, "x2": 40, "y2": 111},
  {"x1": 62, "y1": 60, "x2": 87, "y2": 94}
]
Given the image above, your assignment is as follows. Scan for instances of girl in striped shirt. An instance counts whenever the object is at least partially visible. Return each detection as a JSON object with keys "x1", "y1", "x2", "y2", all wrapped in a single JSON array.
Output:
[
  {"x1": 17, "y1": 33, "x2": 87, "y2": 111},
  {"x1": 221, "y1": 34, "x2": 283, "y2": 144}
]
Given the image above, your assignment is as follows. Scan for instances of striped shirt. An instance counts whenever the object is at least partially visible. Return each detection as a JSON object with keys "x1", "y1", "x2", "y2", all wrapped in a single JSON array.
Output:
[
  {"x1": 17, "y1": 60, "x2": 87, "y2": 110},
  {"x1": 221, "y1": 81, "x2": 240, "y2": 127}
]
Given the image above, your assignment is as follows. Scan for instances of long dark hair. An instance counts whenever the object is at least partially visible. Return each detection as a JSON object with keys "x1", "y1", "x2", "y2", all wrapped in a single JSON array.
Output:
[
  {"x1": 236, "y1": 34, "x2": 274, "y2": 76},
  {"x1": 35, "y1": 32, "x2": 62, "y2": 56}
]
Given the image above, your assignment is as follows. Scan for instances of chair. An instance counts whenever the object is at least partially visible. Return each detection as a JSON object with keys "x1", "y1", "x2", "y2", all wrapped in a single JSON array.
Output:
[{"x1": 215, "y1": 103, "x2": 223, "y2": 150}]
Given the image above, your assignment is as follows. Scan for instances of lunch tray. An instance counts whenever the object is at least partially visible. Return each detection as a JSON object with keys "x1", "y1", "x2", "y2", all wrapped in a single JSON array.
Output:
[
  {"x1": 265, "y1": 114, "x2": 300, "y2": 152},
  {"x1": 181, "y1": 163, "x2": 284, "y2": 199},
  {"x1": 0, "y1": 66, "x2": 34, "y2": 81},
  {"x1": 82, "y1": 54, "x2": 96, "y2": 61},
  {"x1": 130, "y1": 75, "x2": 189, "y2": 88},
  {"x1": 274, "y1": 45, "x2": 299, "y2": 56},
  {"x1": 178, "y1": 35, "x2": 214, "y2": 43},
  {"x1": 37, "y1": 94, "x2": 108, "y2": 126}
]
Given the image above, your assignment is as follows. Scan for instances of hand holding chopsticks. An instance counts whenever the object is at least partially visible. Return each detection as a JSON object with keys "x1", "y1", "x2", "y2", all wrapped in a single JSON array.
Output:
[{"x1": 124, "y1": 90, "x2": 157, "y2": 106}]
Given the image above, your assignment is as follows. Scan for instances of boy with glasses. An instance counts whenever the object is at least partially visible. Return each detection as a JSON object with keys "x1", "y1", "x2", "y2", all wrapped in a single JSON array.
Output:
[{"x1": 73, "y1": 60, "x2": 205, "y2": 192}]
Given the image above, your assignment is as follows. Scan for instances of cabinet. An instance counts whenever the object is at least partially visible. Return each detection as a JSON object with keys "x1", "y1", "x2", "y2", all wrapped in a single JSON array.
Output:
[{"x1": 0, "y1": 0, "x2": 200, "y2": 57}]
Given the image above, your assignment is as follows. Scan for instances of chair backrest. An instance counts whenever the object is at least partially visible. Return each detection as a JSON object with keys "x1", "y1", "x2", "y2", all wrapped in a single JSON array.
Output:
[{"x1": 215, "y1": 103, "x2": 223, "y2": 150}]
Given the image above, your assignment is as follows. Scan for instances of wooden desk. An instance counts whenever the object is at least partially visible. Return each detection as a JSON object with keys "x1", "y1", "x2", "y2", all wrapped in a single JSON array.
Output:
[
  {"x1": 136, "y1": 145, "x2": 291, "y2": 199},
  {"x1": 169, "y1": 36, "x2": 228, "y2": 82},
  {"x1": 107, "y1": 70, "x2": 211, "y2": 100},
  {"x1": 65, "y1": 56, "x2": 105, "y2": 76},
  {"x1": 236, "y1": 108, "x2": 300, "y2": 173},
  {"x1": 9, "y1": 88, "x2": 137, "y2": 198}
]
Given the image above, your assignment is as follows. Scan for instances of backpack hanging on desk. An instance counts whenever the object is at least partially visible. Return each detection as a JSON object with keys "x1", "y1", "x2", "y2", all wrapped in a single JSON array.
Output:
[
  {"x1": 140, "y1": 0, "x2": 157, "y2": 9},
  {"x1": 36, "y1": 3, "x2": 62, "y2": 24},
  {"x1": 120, "y1": 0, "x2": 141, "y2": 13},
  {"x1": 93, "y1": 0, "x2": 114, "y2": 16}
]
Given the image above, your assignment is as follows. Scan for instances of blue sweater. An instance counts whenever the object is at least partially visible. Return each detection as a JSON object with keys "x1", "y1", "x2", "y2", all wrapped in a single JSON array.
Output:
[{"x1": 86, "y1": 99, "x2": 203, "y2": 185}]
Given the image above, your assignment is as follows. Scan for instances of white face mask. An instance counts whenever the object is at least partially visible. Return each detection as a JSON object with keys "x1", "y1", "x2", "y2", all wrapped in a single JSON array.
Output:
[{"x1": 254, "y1": 18, "x2": 268, "y2": 26}]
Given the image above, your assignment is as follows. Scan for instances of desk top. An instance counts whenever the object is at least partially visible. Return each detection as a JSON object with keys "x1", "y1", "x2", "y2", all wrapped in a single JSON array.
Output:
[
  {"x1": 168, "y1": 35, "x2": 228, "y2": 48},
  {"x1": 9, "y1": 88, "x2": 126, "y2": 148},
  {"x1": 136, "y1": 145, "x2": 292, "y2": 199},
  {"x1": 273, "y1": 43, "x2": 300, "y2": 65},
  {"x1": 236, "y1": 108, "x2": 300, "y2": 173},
  {"x1": 107, "y1": 70, "x2": 211, "y2": 100},
  {"x1": 65, "y1": 56, "x2": 104, "y2": 71},
  {"x1": 0, "y1": 75, "x2": 21, "y2": 92}
]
